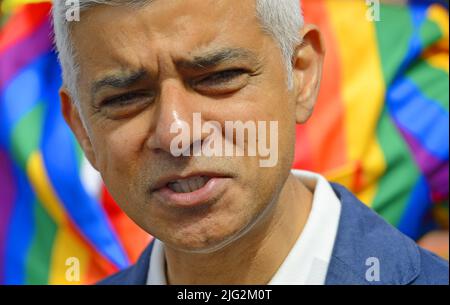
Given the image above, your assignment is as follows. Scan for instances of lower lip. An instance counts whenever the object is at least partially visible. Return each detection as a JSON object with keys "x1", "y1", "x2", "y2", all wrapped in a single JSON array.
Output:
[{"x1": 154, "y1": 177, "x2": 230, "y2": 208}]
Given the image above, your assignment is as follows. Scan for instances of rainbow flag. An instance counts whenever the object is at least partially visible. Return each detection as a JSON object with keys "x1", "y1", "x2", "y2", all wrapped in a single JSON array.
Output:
[
  {"x1": 0, "y1": 0, "x2": 448, "y2": 284},
  {"x1": 295, "y1": 0, "x2": 449, "y2": 241},
  {"x1": 0, "y1": 1, "x2": 150, "y2": 284}
]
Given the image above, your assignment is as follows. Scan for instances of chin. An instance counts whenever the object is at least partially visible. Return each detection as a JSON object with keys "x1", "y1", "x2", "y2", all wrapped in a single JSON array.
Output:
[
  {"x1": 163, "y1": 224, "x2": 246, "y2": 255},
  {"x1": 165, "y1": 213, "x2": 261, "y2": 255}
]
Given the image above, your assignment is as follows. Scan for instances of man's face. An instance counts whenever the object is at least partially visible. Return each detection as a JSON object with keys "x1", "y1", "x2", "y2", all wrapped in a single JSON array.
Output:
[{"x1": 64, "y1": 0, "x2": 314, "y2": 253}]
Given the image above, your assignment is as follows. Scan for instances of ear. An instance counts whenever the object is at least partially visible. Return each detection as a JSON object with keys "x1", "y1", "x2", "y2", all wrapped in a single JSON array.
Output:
[
  {"x1": 60, "y1": 88, "x2": 99, "y2": 170},
  {"x1": 292, "y1": 24, "x2": 325, "y2": 124}
]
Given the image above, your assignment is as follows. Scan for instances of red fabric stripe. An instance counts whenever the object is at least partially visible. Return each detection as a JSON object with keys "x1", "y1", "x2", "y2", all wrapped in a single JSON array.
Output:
[
  {"x1": 101, "y1": 186, "x2": 150, "y2": 264},
  {"x1": 0, "y1": 2, "x2": 51, "y2": 55}
]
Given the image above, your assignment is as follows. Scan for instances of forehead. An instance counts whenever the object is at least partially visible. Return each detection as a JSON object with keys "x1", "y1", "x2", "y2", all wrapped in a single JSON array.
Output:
[{"x1": 71, "y1": 0, "x2": 269, "y2": 82}]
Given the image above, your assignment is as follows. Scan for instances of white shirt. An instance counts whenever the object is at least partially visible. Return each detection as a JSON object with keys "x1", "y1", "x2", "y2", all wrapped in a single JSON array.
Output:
[{"x1": 147, "y1": 170, "x2": 342, "y2": 285}]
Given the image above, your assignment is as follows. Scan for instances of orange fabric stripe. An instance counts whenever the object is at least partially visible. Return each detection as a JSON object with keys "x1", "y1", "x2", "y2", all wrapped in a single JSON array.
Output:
[{"x1": 295, "y1": 0, "x2": 347, "y2": 173}]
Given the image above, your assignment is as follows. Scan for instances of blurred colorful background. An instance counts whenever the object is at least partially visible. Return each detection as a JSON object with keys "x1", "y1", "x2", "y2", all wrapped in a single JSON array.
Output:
[{"x1": 0, "y1": 0, "x2": 448, "y2": 284}]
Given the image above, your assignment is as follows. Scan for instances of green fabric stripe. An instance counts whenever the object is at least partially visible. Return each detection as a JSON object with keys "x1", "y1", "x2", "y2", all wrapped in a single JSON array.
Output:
[
  {"x1": 10, "y1": 103, "x2": 45, "y2": 170},
  {"x1": 72, "y1": 134, "x2": 83, "y2": 170},
  {"x1": 25, "y1": 199, "x2": 58, "y2": 284},
  {"x1": 413, "y1": 12, "x2": 449, "y2": 111},
  {"x1": 419, "y1": 16, "x2": 444, "y2": 49},
  {"x1": 372, "y1": 110, "x2": 420, "y2": 226},
  {"x1": 375, "y1": 4, "x2": 414, "y2": 85},
  {"x1": 406, "y1": 59, "x2": 449, "y2": 111},
  {"x1": 371, "y1": 4, "x2": 421, "y2": 226}
]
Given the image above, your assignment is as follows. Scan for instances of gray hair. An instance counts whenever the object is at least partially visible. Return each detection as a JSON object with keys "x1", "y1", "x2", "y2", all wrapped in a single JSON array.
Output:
[{"x1": 52, "y1": 0, "x2": 303, "y2": 105}]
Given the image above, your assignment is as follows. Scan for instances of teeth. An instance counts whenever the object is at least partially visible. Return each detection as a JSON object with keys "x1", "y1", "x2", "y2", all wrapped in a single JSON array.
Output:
[
  {"x1": 179, "y1": 180, "x2": 191, "y2": 193},
  {"x1": 194, "y1": 176, "x2": 205, "y2": 189},
  {"x1": 188, "y1": 178, "x2": 198, "y2": 191},
  {"x1": 168, "y1": 176, "x2": 210, "y2": 193},
  {"x1": 172, "y1": 183, "x2": 183, "y2": 193}
]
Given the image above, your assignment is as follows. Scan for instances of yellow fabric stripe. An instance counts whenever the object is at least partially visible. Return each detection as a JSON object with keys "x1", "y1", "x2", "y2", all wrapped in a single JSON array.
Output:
[
  {"x1": 428, "y1": 4, "x2": 449, "y2": 42},
  {"x1": 49, "y1": 227, "x2": 90, "y2": 285},
  {"x1": 1, "y1": 0, "x2": 48, "y2": 13},
  {"x1": 27, "y1": 151, "x2": 91, "y2": 284},
  {"x1": 325, "y1": 0, "x2": 387, "y2": 205},
  {"x1": 423, "y1": 5, "x2": 449, "y2": 73},
  {"x1": 27, "y1": 152, "x2": 67, "y2": 225}
]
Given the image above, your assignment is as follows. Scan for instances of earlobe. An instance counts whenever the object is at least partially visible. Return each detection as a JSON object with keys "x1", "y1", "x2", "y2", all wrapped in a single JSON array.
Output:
[
  {"x1": 292, "y1": 24, "x2": 325, "y2": 124},
  {"x1": 60, "y1": 88, "x2": 99, "y2": 170}
]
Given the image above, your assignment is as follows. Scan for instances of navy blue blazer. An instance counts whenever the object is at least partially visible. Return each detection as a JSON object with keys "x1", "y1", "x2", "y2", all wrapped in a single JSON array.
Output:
[{"x1": 99, "y1": 183, "x2": 449, "y2": 285}]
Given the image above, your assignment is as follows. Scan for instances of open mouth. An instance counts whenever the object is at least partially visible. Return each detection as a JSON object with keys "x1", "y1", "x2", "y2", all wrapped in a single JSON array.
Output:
[
  {"x1": 154, "y1": 173, "x2": 231, "y2": 207},
  {"x1": 167, "y1": 176, "x2": 212, "y2": 193}
]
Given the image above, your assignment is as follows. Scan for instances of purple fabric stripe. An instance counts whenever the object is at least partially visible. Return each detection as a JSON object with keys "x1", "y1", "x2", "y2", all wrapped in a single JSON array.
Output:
[
  {"x1": 401, "y1": 127, "x2": 449, "y2": 200},
  {"x1": 0, "y1": 18, "x2": 52, "y2": 92},
  {"x1": 0, "y1": 149, "x2": 17, "y2": 283}
]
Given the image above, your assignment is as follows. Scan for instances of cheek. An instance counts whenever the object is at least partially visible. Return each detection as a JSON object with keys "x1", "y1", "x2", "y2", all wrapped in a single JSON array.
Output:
[
  {"x1": 92, "y1": 122, "x2": 151, "y2": 224},
  {"x1": 91, "y1": 119, "x2": 149, "y2": 184}
]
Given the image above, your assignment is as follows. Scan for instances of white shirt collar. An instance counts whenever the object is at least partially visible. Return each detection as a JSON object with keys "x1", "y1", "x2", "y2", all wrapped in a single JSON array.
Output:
[
  {"x1": 147, "y1": 238, "x2": 166, "y2": 285},
  {"x1": 147, "y1": 170, "x2": 341, "y2": 285}
]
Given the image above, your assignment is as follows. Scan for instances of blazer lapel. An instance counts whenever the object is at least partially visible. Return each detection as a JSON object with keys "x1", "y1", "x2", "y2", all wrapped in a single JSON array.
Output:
[{"x1": 326, "y1": 184, "x2": 421, "y2": 285}]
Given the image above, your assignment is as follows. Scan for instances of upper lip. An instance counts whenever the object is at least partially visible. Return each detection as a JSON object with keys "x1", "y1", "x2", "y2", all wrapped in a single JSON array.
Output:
[{"x1": 151, "y1": 172, "x2": 230, "y2": 191}]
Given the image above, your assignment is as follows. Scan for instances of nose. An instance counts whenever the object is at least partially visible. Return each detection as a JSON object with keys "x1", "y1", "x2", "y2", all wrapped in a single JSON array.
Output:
[{"x1": 147, "y1": 80, "x2": 207, "y2": 156}]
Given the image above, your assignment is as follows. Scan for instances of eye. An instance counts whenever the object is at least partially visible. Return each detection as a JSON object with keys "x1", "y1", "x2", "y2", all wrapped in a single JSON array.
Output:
[
  {"x1": 199, "y1": 69, "x2": 246, "y2": 85},
  {"x1": 99, "y1": 91, "x2": 155, "y2": 119},
  {"x1": 102, "y1": 91, "x2": 152, "y2": 107},
  {"x1": 192, "y1": 69, "x2": 250, "y2": 95}
]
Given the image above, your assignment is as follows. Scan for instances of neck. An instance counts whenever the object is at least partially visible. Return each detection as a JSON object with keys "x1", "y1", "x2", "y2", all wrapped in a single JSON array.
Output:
[{"x1": 164, "y1": 173, "x2": 313, "y2": 284}]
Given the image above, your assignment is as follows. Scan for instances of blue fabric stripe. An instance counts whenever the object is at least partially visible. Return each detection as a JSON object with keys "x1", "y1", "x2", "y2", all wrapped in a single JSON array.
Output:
[
  {"x1": 0, "y1": 52, "x2": 59, "y2": 149},
  {"x1": 397, "y1": 176, "x2": 432, "y2": 240},
  {"x1": 39, "y1": 63, "x2": 129, "y2": 269},
  {"x1": 395, "y1": 4, "x2": 428, "y2": 78},
  {"x1": 387, "y1": 77, "x2": 449, "y2": 160},
  {"x1": 408, "y1": 0, "x2": 449, "y2": 10}
]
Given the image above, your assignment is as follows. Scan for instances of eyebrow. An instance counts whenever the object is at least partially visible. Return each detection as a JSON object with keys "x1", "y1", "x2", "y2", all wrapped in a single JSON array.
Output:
[
  {"x1": 177, "y1": 48, "x2": 260, "y2": 70},
  {"x1": 90, "y1": 48, "x2": 259, "y2": 100}
]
